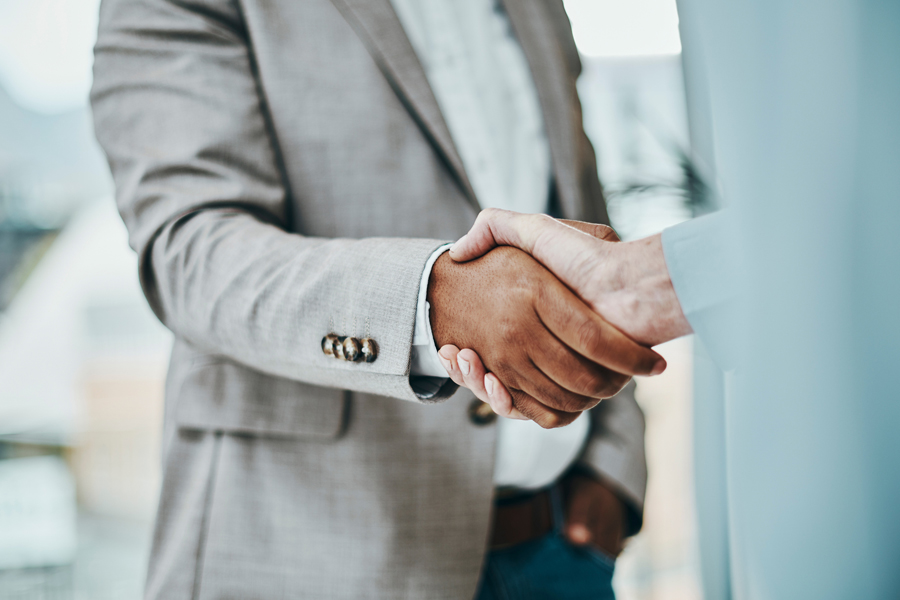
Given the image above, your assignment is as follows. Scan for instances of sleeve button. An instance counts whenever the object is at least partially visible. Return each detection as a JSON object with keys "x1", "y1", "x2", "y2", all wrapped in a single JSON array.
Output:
[
  {"x1": 335, "y1": 337, "x2": 349, "y2": 360},
  {"x1": 322, "y1": 334, "x2": 340, "y2": 357},
  {"x1": 360, "y1": 338, "x2": 378, "y2": 363},
  {"x1": 343, "y1": 337, "x2": 361, "y2": 362}
]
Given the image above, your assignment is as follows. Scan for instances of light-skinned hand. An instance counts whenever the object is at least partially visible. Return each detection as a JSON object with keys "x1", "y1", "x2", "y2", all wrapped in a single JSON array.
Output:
[{"x1": 448, "y1": 208, "x2": 692, "y2": 347}]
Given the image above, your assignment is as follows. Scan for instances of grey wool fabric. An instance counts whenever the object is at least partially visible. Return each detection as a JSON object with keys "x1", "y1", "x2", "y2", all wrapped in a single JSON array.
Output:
[{"x1": 90, "y1": 0, "x2": 648, "y2": 597}]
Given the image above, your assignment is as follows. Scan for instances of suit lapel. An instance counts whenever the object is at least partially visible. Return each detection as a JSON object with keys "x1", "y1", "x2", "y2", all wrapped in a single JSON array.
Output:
[
  {"x1": 330, "y1": 0, "x2": 479, "y2": 209},
  {"x1": 499, "y1": 0, "x2": 581, "y2": 219}
]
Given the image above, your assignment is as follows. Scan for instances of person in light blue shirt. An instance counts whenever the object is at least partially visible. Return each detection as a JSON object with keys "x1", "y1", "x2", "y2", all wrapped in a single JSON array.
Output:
[
  {"x1": 438, "y1": 208, "x2": 733, "y2": 402},
  {"x1": 440, "y1": 2, "x2": 900, "y2": 598}
]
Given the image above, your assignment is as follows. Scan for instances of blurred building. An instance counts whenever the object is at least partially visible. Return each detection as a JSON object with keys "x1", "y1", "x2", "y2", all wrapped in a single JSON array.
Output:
[{"x1": 0, "y1": 201, "x2": 171, "y2": 599}]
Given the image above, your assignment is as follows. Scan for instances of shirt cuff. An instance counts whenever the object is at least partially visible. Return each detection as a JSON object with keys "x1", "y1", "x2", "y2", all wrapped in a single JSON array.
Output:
[
  {"x1": 661, "y1": 210, "x2": 739, "y2": 368},
  {"x1": 410, "y1": 244, "x2": 453, "y2": 398}
]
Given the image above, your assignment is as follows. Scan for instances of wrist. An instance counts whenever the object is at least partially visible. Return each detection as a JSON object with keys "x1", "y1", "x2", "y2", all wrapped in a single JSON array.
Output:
[
  {"x1": 593, "y1": 234, "x2": 691, "y2": 346},
  {"x1": 427, "y1": 251, "x2": 460, "y2": 349}
]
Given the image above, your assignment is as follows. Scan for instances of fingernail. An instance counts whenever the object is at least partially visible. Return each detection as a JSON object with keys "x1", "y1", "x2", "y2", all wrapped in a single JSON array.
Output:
[
  {"x1": 485, "y1": 375, "x2": 495, "y2": 396},
  {"x1": 438, "y1": 354, "x2": 452, "y2": 374},
  {"x1": 458, "y1": 357, "x2": 470, "y2": 376},
  {"x1": 650, "y1": 359, "x2": 667, "y2": 376},
  {"x1": 568, "y1": 524, "x2": 591, "y2": 545}
]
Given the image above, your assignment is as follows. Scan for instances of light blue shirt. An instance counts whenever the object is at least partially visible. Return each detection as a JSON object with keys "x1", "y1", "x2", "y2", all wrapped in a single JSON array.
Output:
[
  {"x1": 661, "y1": 210, "x2": 739, "y2": 368},
  {"x1": 672, "y1": 1, "x2": 900, "y2": 597}
]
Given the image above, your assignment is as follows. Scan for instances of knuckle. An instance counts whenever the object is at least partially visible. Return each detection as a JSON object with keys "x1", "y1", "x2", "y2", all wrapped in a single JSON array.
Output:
[
  {"x1": 576, "y1": 320, "x2": 606, "y2": 356},
  {"x1": 538, "y1": 412, "x2": 563, "y2": 429},
  {"x1": 600, "y1": 224, "x2": 620, "y2": 241},
  {"x1": 529, "y1": 213, "x2": 553, "y2": 229},
  {"x1": 573, "y1": 369, "x2": 608, "y2": 398},
  {"x1": 558, "y1": 412, "x2": 580, "y2": 427},
  {"x1": 498, "y1": 318, "x2": 518, "y2": 343},
  {"x1": 538, "y1": 411, "x2": 578, "y2": 430},
  {"x1": 599, "y1": 374, "x2": 631, "y2": 399},
  {"x1": 494, "y1": 365, "x2": 516, "y2": 387},
  {"x1": 477, "y1": 207, "x2": 500, "y2": 226},
  {"x1": 509, "y1": 389, "x2": 530, "y2": 412},
  {"x1": 558, "y1": 391, "x2": 590, "y2": 413}
]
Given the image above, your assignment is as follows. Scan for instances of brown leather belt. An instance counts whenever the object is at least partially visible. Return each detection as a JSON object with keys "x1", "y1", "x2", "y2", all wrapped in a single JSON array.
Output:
[{"x1": 489, "y1": 488, "x2": 555, "y2": 550}]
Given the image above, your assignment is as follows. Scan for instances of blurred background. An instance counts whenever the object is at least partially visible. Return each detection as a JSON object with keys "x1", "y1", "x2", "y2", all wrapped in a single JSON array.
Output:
[{"x1": 0, "y1": 0, "x2": 704, "y2": 598}]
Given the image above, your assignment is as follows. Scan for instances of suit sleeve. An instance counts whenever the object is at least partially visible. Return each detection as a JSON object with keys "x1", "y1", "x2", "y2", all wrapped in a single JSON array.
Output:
[
  {"x1": 91, "y1": 0, "x2": 454, "y2": 403},
  {"x1": 578, "y1": 381, "x2": 648, "y2": 536}
]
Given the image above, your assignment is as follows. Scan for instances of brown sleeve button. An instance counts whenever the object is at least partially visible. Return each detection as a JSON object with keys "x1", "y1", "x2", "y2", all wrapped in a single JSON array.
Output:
[
  {"x1": 343, "y1": 337, "x2": 361, "y2": 362},
  {"x1": 468, "y1": 399, "x2": 497, "y2": 426},
  {"x1": 333, "y1": 336, "x2": 347, "y2": 360},
  {"x1": 360, "y1": 338, "x2": 378, "y2": 363},
  {"x1": 322, "y1": 334, "x2": 340, "y2": 357}
]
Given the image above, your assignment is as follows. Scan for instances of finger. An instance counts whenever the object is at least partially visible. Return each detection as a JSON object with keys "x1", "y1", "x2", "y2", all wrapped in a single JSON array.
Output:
[
  {"x1": 531, "y1": 334, "x2": 632, "y2": 400},
  {"x1": 507, "y1": 388, "x2": 580, "y2": 429},
  {"x1": 437, "y1": 345, "x2": 468, "y2": 388},
  {"x1": 558, "y1": 219, "x2": 621, "y2": 242},
  {"x1": 457, "y1": 350, "x2": 526, "y2": 420},
  {"x1": 514, "y1": 358, "x2": 603, "y2": 414},
  {"x1": 483, "y1": 373, "x2": 527, "y2": 420},
  {"x1": 565, "y1": 482, "x2": 597, "y2": 546},
  {"x1": 442, "y1": 347, "x2": 526, "y2": 420},
  {"x1": 536, "y1": 286, "x2": 666, "y2": 377},
  {"x1": 455, "y1": 349, "x2": 492, "y2": 404}
]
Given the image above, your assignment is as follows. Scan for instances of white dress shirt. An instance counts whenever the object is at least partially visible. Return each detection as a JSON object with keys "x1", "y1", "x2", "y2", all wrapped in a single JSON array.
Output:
[{"x1": 391, "y1": 0, "x2": 590, "y2": 490}]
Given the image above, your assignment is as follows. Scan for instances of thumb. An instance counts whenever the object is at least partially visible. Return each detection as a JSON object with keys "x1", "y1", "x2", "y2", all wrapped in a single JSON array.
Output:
[
  {"x1": 558, "y1": 220, "x2": 621, "y2": 242},
  {"x1": 449, "y1": 208, "x2": 542, "y2": 262},
  {"x1": 564, "y1": 486, "x2": 595, "y2": 546}
]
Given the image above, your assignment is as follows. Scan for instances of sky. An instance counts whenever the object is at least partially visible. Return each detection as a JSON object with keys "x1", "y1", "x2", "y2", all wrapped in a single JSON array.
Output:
[
  {"x1": 563, "y1": 0, "x2": 682, "y2": 58},
  {"x1": 0, "y1": 0, "x2": 680, "y2": 115}
]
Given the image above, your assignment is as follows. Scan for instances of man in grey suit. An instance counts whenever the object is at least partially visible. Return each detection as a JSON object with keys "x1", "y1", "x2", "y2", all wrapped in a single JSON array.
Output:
[{"x1": 91, "y1": 0, "x2": 667, "y2": 597}]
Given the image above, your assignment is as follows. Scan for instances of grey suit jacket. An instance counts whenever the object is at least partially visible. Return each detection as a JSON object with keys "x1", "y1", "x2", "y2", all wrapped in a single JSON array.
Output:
[{"x1": 91, "y1": 0, "x2": 648, "y2": 597}]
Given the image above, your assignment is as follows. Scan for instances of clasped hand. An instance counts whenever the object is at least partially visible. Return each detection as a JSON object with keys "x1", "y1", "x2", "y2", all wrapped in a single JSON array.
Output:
[{"x1": 428, "y1": 219, "x2": 668, "y2": 428}]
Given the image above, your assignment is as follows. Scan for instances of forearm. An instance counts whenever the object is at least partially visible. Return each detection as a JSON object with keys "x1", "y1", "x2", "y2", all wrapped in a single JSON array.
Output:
[
  {"x1": 147, "y1": 207, "x2": 451, "y2": 401},
  {"x1": 93, "y1": 0, "x2": 457, "y2": 401}
]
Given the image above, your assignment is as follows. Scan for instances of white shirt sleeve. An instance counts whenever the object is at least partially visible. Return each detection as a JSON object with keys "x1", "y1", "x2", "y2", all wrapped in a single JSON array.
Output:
[{"x1": 409, "y1": 244, "x2": 453, "y2": 398}]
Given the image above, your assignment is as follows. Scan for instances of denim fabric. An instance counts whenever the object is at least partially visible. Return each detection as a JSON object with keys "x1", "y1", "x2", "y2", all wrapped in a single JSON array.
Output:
[
  {"x1": 475, "y1": 533, "x2": 616, "y2": 600},
  {"x1": 476, "y1": 486, "x2": 616, "y2": 600}
]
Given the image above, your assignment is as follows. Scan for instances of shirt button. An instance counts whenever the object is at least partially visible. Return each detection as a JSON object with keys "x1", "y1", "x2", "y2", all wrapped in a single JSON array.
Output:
[{"x1": 468, "y1": 399, "x2": 497, "y2": 426}]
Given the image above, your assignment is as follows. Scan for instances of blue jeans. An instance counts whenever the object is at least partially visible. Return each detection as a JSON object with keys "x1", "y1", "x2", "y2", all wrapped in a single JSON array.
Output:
[{"x1": 475, "y1": 487, "x2": 616, "y2": 600}]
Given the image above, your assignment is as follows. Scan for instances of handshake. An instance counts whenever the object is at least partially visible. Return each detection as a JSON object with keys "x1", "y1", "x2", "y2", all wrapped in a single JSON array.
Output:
[{"x1": 430, "y1": 209, "x2": 693, "y2": 427}]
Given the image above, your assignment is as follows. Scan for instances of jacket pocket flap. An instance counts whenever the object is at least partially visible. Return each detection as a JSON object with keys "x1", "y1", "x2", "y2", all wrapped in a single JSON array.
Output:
[{"x1": 175, "y1": 360, "x2": 347, "y2": 439}]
